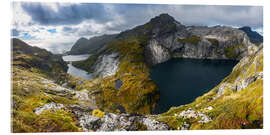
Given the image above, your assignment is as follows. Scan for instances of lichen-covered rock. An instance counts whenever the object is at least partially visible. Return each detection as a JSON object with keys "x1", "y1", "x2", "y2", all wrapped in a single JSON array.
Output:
[
  {"x1": 177, "y1": 108, "x2": 212, "y2": 123},
  {"x1": 72, "y1": 110, "x2": 170, "y2": 131},
  {"x1": 34, "y1": 102, "x2": 64, "y2": 115}
]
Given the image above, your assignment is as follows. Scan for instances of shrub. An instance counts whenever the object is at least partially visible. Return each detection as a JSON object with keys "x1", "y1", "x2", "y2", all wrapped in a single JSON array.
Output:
[{"x1": 92, "y1": 109, "x2": 105, "y2": 118}]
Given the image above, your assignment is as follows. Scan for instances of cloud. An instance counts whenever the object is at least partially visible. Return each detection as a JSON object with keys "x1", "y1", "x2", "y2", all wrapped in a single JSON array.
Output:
[
  {"x1": 12, "y1": 2, "x2": 263, "y2": 54},
  {"x1": 20, "y1": 3, "x2": 113, "y2": 25}
]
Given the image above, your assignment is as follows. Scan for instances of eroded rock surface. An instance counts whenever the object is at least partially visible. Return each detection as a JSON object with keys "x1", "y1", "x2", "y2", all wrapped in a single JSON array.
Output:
[{"x1": 92, "y1": 52, "x2": 120, "y2": 78}]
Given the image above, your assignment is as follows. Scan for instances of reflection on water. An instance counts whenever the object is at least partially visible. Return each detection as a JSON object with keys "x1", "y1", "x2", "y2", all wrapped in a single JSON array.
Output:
[
  {"x1": 62, "y1": 54, "x2": 91, "y2": 62},
  {"x1": 62, "y1": 54, "x2": 93, "y2": 80}
]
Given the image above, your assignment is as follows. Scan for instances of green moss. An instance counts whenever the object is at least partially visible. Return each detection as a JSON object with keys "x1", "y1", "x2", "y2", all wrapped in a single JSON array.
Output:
[
  {"x1": 178, "y1": 36, "x2": 201, "y2": 45},
  {"x1": 224, "y1": 46, "x2": 237, "y2": 59},
  {"x1": 135, "y1": 122, "x2": 148, "y2": 131},
  {"x1": 207, "y1": 38, "x2": 219, "y2": 46},
  {"x1": 224, "y1": 44, "x2": 244, "y2": 59},
  {"x1": 156, "y1": 116, "x2": 185, "y2": 130}
]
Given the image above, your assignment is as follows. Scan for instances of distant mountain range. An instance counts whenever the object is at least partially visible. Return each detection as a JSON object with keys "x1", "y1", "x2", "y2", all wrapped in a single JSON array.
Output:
[{"x1": 239, "y1": 26, "x2": 263, "y2": 45}]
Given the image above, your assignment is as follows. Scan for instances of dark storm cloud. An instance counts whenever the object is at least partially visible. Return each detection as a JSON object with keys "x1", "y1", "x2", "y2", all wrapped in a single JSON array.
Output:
[
  {"x1": 20, "y1": 3, "x2": 112, "y2": 25},
  {"x1": 62, "y1": 26, "x2": 78, "y2": 33}
]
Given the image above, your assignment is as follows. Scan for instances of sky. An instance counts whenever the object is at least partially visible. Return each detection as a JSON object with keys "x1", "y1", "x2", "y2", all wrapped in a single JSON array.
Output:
[{"x1": 11, "y1": 2, "x2": 263, "y2": 54}]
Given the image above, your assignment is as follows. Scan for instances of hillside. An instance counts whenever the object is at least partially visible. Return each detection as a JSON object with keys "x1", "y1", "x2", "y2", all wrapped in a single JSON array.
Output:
[
  {"x1": 68, "y1": 34, "x2": 117, "y2": 55},
  {"x1": 11, "y1": 39, "x2": 168, "y2": 132}
]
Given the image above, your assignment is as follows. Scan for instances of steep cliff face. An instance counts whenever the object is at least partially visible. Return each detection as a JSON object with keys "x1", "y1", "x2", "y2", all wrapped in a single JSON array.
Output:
[
  {"x1": 144, "y1": 20, "x2": 258, "y2": 65},
  {"x1": 92, "y1": 52, "x2": 120, "y2": 78},
  {"x1": 156, "y1": 46, "x2": 263, "y2": 129},
  {"x1": 144, "y1": 40, "x2": 171, "y2": 65}
]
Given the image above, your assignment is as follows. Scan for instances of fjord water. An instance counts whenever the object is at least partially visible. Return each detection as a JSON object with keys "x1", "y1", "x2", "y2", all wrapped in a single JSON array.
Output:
[
  {"x1": 62, "y1": 54, "x2": 93, "y2": 80},
  {"x1": 150, "y1": 58, "x2": 238, "y2": 114}
]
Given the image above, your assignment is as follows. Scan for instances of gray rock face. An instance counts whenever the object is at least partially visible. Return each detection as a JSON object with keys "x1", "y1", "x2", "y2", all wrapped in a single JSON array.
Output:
[
  {"x1": 92, "y1": 52, "x2": 120, "y2": 78},
  {"x1": 141, "y1": 15, "x2": 258, "y2": 66},
  {"x1": 72, "y1": 110, "x2": 170, "y2": 132},
  {"x1": 144, "y1": 40, "x2": 171, "y2": 66}
]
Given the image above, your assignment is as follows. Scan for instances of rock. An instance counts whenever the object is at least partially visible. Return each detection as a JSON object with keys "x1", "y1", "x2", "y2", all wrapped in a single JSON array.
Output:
[
  {"x1": 92, "y1": 52, "x2": 120, "y2": 78},
  {"x1": 180, "y1": 122, "x2": 190, "y2": 130},
  {"x1": 34, "y1": 102, "x2": 64, "y2": 115},
  {"x1": 213, "y1": 83, "x2": 228, "y2": 99},
  {"x1": 74, "y1": 89, "x2": 95, "y2": 104},
  {"x1": 236, "y1": 72, "x2": 263, "y2": 91},
  {"x1": 206, "y1": 106, "x2": 213, "y2": 110},
  {"x1": 142, "y1": 117, "x2": 170, "y2": 130},
  {"x1": 72, "y1": 108, "x2": 170, "y2": 131},
  {"x1": 177, "y1": 108, "x2": 212, "y2": 123},
  {"x1": 144, "y1": 39, "x2": 171, "y2": 66}
]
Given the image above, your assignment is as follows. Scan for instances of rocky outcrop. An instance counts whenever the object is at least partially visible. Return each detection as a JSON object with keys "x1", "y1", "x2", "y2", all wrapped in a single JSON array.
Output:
[
  {"x1": 144, "y1": 40, "x2": 171, "y2": 66},
  {"x1": 34, "y1": 103, "x2": 64, "y2": 115},
  {"x1": 176, "y1": 108, "x2": 212, "y2": 123},
  {"x1": 92, "y1": 52, "x2": 120, "y2": 78},
  {"x1": 72, "y1": 110, "x2": 170, "y2": 131}
]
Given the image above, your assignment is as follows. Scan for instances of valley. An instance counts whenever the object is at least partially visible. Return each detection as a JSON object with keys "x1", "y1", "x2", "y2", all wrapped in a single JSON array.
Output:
[{"x1": 11, "y1": 13, "x2": 263, "y2": 132}]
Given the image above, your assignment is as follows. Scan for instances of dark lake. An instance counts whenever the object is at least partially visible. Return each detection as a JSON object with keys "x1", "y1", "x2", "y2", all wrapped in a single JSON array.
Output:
[{"x1": 150, "y1": 58, "x2": 238, "y2": 114}]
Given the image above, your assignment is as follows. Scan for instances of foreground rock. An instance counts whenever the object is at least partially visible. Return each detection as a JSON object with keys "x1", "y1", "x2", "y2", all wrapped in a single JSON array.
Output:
[{"x1": 72, "y1": 110, "x2": 170, "y2": 131}]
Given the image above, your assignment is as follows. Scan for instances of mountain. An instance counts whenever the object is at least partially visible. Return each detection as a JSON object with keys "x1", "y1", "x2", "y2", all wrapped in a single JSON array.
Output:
[
  {"x1": 74, "y1": 13, "x2": 258, "y2": 74},
  {"x1": 239, "y1": 26, "x2": 263, "y2": 45},
  {"x1": 12, "y1": 38, "x2": 68, "y2": 82},
  {"x1": 11, "y1": 13, "x2": 263, "y2": 132},
  {"x1": 68, "y1": 34, "x2": 117, "y2": 55},
  {"x1": 71, "y1": 13, "x2": 259, "y2": 115}
]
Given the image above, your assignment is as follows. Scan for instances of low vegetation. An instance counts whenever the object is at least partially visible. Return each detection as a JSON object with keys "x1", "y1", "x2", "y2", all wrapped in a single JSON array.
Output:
[{"x1": 178, "y1": 36, "x2": 201, "y2": 45}]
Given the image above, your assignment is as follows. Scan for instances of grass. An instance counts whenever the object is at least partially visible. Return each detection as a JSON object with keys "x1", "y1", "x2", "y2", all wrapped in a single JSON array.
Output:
[{"x1": 178, "y1": 36, "x2": 201, "y2": 45}]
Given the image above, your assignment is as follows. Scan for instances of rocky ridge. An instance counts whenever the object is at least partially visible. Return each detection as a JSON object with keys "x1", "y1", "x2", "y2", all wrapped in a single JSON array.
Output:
[{"x1": 70, "y1": 13, "x2": 260, "y2": 116}]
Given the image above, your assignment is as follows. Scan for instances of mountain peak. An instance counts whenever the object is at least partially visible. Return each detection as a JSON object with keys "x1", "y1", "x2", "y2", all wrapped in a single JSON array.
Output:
[
  {"x1": 239, "y1": 26, "x2": 252, "y2": 32},
  {"x1": 149, "y1": 13, "x2": 179, "y2": 24}
]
